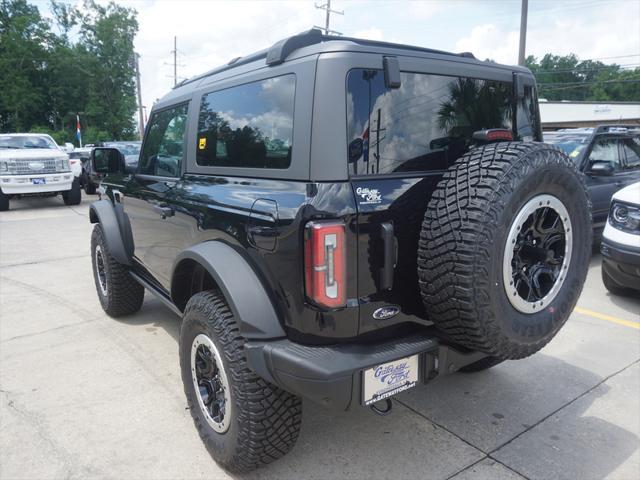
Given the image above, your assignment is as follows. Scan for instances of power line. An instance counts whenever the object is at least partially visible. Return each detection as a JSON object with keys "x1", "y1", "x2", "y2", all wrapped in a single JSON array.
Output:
[{"x1": 533, "y1": 64, "x2": 640, "y2": 75}]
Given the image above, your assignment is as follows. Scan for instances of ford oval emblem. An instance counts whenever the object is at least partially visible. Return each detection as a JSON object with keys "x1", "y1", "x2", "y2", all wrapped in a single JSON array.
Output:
[
  {"x1": 373, "y1": 305, "x2": 400, "y2": 320},
  {"x1": 29, "y1": 161, "x2": 45, "y2": 170}
]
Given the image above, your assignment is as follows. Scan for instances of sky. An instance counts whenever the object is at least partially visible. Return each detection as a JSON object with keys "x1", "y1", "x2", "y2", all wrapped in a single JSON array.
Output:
[{"x1": 32, "y1": 0, "x2": 640, "y2": 116}]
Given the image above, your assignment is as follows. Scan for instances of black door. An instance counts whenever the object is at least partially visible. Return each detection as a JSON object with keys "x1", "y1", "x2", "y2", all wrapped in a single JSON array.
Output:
[
  {"x1": 124, "y1": 103, "x2": 189, "y2": 289},
  {"x1": 347, "y1": 67, "x2": 539, "y2": 334},
  {"x1": 582, "y1": 135, "x2": 627, "y2": 230}
]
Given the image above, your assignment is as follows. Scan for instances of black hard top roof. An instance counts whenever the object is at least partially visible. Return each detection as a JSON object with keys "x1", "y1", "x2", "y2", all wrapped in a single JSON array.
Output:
[{"x1": 173, "y1": 28, "x2": 529, "y2": 92}]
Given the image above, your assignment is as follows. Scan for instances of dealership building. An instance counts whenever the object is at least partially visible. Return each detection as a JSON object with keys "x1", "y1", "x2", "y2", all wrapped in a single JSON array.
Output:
[{"x1": 539, "y1": 101, "x2": 640, "y2": 130}]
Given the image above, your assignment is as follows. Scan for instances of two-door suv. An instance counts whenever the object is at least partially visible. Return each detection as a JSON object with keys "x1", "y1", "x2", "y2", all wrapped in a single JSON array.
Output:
[{"x1": 89, "y1": 30, "x2": 591, "y2": 472}]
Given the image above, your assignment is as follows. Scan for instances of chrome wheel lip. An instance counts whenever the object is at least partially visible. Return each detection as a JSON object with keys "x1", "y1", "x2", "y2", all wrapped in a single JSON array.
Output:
[
  {"x1": 94, "y1": 245, "x2": 108, "y2": 297},
  {"x1": 503, "y1": 194, "x2": 573, "y2": 314},
  {"x1": 191, "y1": 333, "x2": 232, "y2": 434}
]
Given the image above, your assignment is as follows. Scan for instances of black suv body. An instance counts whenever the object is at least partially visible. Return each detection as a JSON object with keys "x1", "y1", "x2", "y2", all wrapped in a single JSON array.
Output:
[
  {"x1": 544, "y1": 126, "x2": 640, "y2": 237},
  {"x1": 89, "y1": 30, "x2": 591, "y2": 472}
]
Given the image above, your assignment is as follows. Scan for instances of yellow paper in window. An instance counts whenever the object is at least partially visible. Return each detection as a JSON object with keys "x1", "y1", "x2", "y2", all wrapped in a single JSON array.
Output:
[{"x1": 198, "y1": 138, "x2": 207, "y2": 150}]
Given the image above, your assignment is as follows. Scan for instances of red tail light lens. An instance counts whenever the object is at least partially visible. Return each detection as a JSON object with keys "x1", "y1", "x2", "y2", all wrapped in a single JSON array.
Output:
[
  {"x1": 304, "y1": 220, "x2": 346, "y2": 309},
  {"x1": 486, "y1": 129, "x2": 513, "y2": 141}
]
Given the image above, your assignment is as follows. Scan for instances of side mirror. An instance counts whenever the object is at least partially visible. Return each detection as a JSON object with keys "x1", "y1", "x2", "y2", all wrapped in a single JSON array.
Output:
[
  {"x1": 348, "y1": 138, "x2": 364, "y2": 163},
  {"x1": 588, "y1": 161, "x2": 615, "y2": 176},
  {"x1": 92, "y1": 147, "x2": 125, "y2": 174}
]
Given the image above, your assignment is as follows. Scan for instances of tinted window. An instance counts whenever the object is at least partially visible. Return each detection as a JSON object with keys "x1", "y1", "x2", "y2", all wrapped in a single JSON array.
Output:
[
  {"x1": 516, "y1": 85, "x2": 539, "y2": 141},
  {"x1": 544, "y1": 133, "x2": 590, "y2": 161},
  {"x1": 346, "y1": 70, "x2": 513, "y2": 175},
  {"x1": 621, "y1": 137, "x2": 640, "y2": 169},
  {"x1": 587, "y1": 138, "x2": 621, "y2": 171},
  {"x1": 196, "y1": 75, "x2": 295, "y2": 169},
  {"x1": 138, "y1": 104, "x2": 188, "y2": 177}
]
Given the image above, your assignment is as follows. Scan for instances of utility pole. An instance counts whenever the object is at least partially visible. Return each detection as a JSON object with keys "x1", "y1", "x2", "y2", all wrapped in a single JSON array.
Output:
[
  {"x1": 134, "y1": 53, "x2": 145, "y2": 139},
  {"x1": 172, "y1": 36, "x2": 177, "y2": 86},
  {"x1": 518, "y1": 0, "x2": 528, "y2": 66},
  {"x1": 314, "y1": 0, "x2": 343, "y2": 35}
]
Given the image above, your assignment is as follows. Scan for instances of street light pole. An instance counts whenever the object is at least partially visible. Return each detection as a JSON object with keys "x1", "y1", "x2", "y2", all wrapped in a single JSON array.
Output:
[{"x1": 518, "y1": 0, "x2": 529, "y2": 66}]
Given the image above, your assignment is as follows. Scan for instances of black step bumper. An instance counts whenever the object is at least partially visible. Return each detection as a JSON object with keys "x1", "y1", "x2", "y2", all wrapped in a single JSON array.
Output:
[{"x1": 245, "y1": 334, "x2": 485, "y2": 410}]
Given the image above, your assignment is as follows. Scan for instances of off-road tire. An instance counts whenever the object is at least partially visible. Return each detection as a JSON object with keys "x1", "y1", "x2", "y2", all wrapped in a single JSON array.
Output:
[
  {"x1": 418, "y1": 142, "x2": 591, "y2": 359},
  {"x1": 0, "y1": 189, "x2": 9, "y2": 211},
  {"x1": 63, "y1": 178, "x2": 82, "y2": 205},
  {"x1": 602, "y1": 265, "x2": 633, "y2": 296},
  {"x1": 459, "y1": 356, "x2": 505, "y2": 372},
  {"x1": 180, "y1": 291, "x2": 302, "y2": 473},
  {"x1": 91, "y1": 224, "x2": 144, "y2": 316}
]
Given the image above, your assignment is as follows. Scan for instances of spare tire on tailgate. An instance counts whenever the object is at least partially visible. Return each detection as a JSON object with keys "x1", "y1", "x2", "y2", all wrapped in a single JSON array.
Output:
[{"x1": 418, "y1": 142, "x2": 591, "y2": 360}]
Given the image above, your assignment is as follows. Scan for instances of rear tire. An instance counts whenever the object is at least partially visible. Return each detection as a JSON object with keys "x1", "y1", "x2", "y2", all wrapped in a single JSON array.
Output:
[
  {"x1": 63, "y1": 178, "x2": 82, "y2": 205},
  {"x1": 418, "y1": 142, "x2": 591, "y2": 360},
  {"x1": 180, "y1": 291, "x2": 302, "y2": 473},
  {"x1": 91, "y1": 224, "x2": 144, "y2": 316},
  {"x1": 0, "y1": 189, "x2": 9, "y2": 211}
]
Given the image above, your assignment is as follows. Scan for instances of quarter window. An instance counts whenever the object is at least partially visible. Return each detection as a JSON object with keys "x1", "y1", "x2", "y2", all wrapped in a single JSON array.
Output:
[
  {"x1": 196, "y1": 75, "x2": 295, "y2": 169},
  {"x1": 346, "y1": 69, "x2": 514, "y2": 175},
  {"x1": 621, "y1": 137, "x2": 640, "y2": 169},
  {"x1": 138, "y1": 104, "x2": 188, "y2": 177}
]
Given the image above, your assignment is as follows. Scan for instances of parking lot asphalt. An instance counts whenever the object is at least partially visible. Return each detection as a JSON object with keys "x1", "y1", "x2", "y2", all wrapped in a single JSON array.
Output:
[{"x1": 1, "y1": 194, "x2": 639, "y2": 480}]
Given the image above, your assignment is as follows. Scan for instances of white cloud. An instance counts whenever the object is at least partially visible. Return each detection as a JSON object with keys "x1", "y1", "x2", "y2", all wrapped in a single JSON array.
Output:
[
  {"x1": 455, "y1": 1, "x2": 640, "y2": 65},
  {"x1": 353, "y1": 27, "x2": 384, "y2": 41}
]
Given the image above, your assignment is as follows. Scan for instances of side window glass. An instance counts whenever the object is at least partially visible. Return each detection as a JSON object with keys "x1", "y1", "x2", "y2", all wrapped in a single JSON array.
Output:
[
  {"x1": 587, "y1": 138, "x2": 621, "y2": 171},
  {"x1": 138, "y1": 104, "x2": 188, "y2": 177},
  {"x1": 346, "y1": 70, "x2": 513, "y2": 176},
  {"x1": 196, "y1": 75, "x2": 295, "y2": 169},
  {"x1": 516, "y1": 85, "x2": 538, "y2": 141},
  {"x1": 621, "y1": 137, "x2": 640, "y2": 169}
]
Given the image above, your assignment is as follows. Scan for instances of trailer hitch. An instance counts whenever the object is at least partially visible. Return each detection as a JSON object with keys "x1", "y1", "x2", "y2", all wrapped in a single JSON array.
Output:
[{"x1": 369, "y1": 398, "x2": 393, "y2": 416}]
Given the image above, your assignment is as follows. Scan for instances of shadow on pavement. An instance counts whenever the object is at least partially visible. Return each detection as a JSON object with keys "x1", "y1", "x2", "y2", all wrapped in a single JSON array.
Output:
[{"x1": 111, "y1": 299, "x2": 640, "y2": 480}]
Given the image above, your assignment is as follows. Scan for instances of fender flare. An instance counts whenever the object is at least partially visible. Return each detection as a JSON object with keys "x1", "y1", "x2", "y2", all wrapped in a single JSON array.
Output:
[
  {"x1": 172, "y1": 242, "x2": 286, "y2": 340},
  {"x1": 89, "y1": 200, "x2": 132, "y2": 266}
]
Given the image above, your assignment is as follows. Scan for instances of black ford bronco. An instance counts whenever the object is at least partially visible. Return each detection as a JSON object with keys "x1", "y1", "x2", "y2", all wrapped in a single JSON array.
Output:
[{"x1": 89, "y1": 30, "x2": 591, "y2": 472}]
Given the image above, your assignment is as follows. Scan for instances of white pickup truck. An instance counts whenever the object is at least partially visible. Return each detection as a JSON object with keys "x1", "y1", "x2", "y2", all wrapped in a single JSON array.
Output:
[{"x1": 0, "y1": 133, "x2": 82, "y2": 211}]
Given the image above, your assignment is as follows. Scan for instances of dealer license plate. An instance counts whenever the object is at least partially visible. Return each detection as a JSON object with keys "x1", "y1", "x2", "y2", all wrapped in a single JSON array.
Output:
[
  {"x1": 31, "y1": 178, "x2": 46, "y2": 185},
  {"x1": 362, "y1": 354, "x2": 419, "y2": 406}
]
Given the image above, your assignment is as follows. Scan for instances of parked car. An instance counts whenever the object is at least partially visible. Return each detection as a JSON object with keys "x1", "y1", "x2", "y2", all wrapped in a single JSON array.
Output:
[
  {"x1": 82, "y1": 142, "x2": 140, "y2": 194},
  {"x1": 600, "y1": 181, "x2": 640, "y2": 294},
  {"x1": 544, "y1": 126, "x2": 640, "y2": 239},
  {"x1": 0, "y1": 133, "x2": 81, "y2": 211},
  {"x1": 88, "y1": 30, "x2": 591, "y2": 472}
]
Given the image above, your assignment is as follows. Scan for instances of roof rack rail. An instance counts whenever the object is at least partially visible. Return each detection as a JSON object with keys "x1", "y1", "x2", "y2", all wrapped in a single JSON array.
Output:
[
  {"x1": 266, "y1": 28, "x2": 323, "y2": 65},
  {"x1": 594, "y1": 124, "x2": 640, "y2": 134},
  {"x1": 174, "y1": 30, "x2": 478, "y2": 90}
]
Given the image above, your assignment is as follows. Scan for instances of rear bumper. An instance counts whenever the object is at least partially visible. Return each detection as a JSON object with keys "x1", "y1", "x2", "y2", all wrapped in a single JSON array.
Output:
[
  {"x1": 245, "y1": 333, "x2": 485, "y2": 410},
  {"x1": 601, "y1": 238, "x2": 640, "y2": 291},
  {"x1": 0, "y1": 173, "x2": 74, "y2": 195}
]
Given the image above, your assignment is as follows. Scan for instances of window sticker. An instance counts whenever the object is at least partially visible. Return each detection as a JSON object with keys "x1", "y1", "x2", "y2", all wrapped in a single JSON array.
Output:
[{"x1": 198, "y1": 137, "x2": 207, "y2": 150}]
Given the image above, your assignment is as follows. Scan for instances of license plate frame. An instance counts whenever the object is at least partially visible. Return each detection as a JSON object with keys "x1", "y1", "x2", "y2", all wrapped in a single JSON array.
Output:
[
  {"x1": 31, "y1": 178, "x2": 46, "y2": 185},
  {"x1": 362, "y1": 354, "x2": 420, "y2": 406}
]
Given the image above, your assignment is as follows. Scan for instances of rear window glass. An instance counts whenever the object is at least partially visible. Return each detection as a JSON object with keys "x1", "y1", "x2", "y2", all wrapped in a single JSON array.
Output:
[
  {"x1": 346, "y1": 69, "x2": 515, "y2": 175},
  {"x1": 196, "y1": 75, "x2": 295, "y2": 169}
]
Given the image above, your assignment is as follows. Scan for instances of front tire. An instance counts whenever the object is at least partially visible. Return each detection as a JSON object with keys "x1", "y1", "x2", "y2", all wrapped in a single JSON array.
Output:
[
  {"x1": 83, "y1": 173, "x2": 97, "y2": 194},
  {"x1": 63, "y1": 178, "x2": 82, "y2": 205},
  {"x1": 418, "y1": 142, "x2": 592, "y2": 359},
  {"x1": 180, "y1": 291, "x2": 302, "y2": 473},
  {"x1": 91, "y1": 224, "x2": 144, "y2": 316},
  {"x1": 0, "y1": 189, "x2": 9, "y2": 211}
]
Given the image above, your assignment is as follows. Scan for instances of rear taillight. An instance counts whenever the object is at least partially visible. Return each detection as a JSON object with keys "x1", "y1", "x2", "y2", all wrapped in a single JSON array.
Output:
[{"x1": 304, "y1": 220, "x2": 346, "y2": 309}]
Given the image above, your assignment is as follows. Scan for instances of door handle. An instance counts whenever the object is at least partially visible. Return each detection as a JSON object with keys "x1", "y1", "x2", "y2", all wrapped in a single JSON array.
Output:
[{"x1": 153, "y1": 204, "x2": 174, "y2": 219}]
